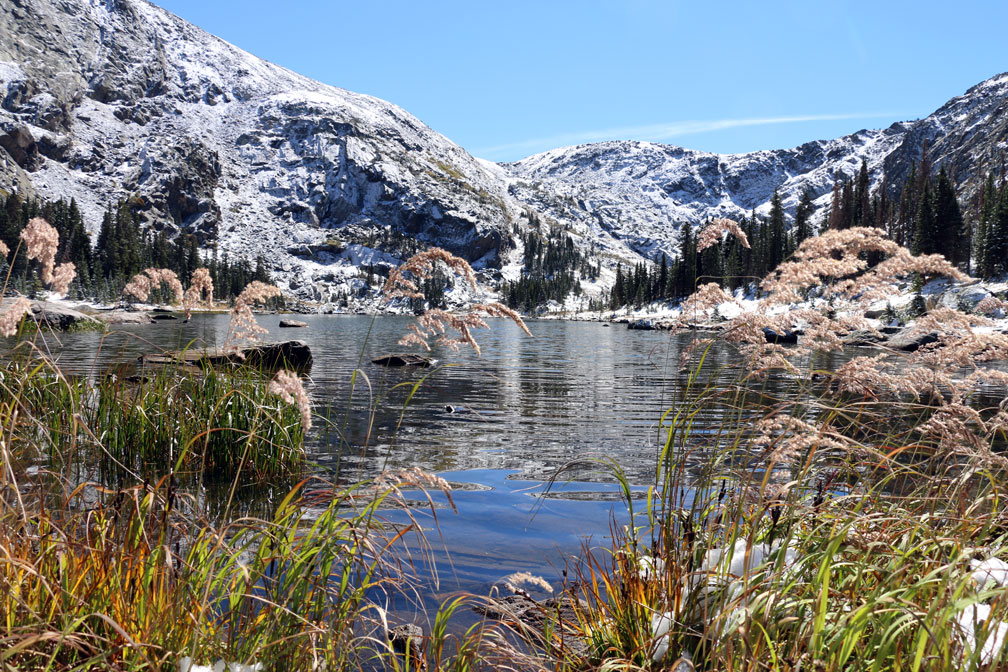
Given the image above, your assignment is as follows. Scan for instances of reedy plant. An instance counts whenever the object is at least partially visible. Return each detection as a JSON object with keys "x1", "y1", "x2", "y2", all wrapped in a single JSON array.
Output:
[{"x1": 526, "y1": 226, "x2": 1008, "y2": 671}]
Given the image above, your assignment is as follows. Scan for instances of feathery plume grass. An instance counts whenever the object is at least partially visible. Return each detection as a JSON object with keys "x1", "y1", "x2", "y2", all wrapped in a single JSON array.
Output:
[
  {"x1": 697, "y1": 218, "x2": 751, "y2": 252},
  {"x1": 123, "y1": 268, "x2": 183, "y2": 304},
  {"x1": 183, "y1": 267, "x2": 215, "y2": 319},
  {"x1": 50, "y1": 262, "x2": 76, "y2": 296},
  {"x1": 269, "y1": 369, "x2": 312, "y2": 432},
  {"x1": 0, "y1": 297, "x2": 31, "y2": 337},
  {"x1": 383, "y1": 246, "x2": 477, "y2": 299},
  {"x1": 386, "y1": 248, "x2": 531, "y2": 355},
  {"x1": 20, "y1": 216, "x2": 58, "y2": 284},
  {"x1": 227, "y1": 281, "x2": 282, "y2": 345}
]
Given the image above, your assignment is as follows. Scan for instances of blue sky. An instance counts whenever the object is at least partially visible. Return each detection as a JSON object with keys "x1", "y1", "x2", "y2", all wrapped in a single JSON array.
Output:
[{"x1": 155, "y1": 0, "x2": 1007, "y2": 162}]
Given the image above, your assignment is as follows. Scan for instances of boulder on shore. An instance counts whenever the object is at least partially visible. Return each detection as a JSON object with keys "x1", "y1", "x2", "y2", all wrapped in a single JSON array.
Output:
[
  {"x1": 98, "y1": 310, "x2": 154, "y2": 325},
  {"x1": 139, "y1": 340, "x2": 312, "y2": 371},
  {"x1": 20, "y1": 300, "x2": 101, "y2": 331},
  {"x1": 762, "y1": 327, "x2": 801, "y2": 344},
  {"x1": 886, "y1": 328, "x2": 939, "y2": 352},
  {"x1": 842, "y1": 329, "x2": 888, "y2": 347}
]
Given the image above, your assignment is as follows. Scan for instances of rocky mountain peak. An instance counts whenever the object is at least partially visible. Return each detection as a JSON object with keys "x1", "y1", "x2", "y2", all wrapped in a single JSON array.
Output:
[{"x1": 1, "y1": 0, "x2": 1006, "y2": 310}]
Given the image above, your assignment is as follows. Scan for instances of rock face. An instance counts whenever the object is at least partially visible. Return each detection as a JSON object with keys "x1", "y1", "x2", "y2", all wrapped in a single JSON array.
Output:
[
  {"x1": 0, "y1": 0, "x2": 516, "y2": 304},
  {"x1": 0, "y1": 0, "x2": 1006, "y2": 309}
]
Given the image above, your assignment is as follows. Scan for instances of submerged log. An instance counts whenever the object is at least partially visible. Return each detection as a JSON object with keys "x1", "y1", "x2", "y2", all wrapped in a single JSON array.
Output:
[
  {"x1": 139, "y1": 340, "x2": 312, "y2": 371},
  {"x1": 372, "y1": 353, "x2": 434, "y2": 367}
]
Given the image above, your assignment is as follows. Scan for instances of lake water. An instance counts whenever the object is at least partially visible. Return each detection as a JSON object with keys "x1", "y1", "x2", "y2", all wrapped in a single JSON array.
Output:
[{"x1": 11, "y1": 312, "x2": 952, "y2": 615}]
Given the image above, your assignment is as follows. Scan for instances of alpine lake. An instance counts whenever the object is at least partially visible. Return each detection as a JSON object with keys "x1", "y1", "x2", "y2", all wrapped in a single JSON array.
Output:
[{"x1": 17, "y1": 312, "x2": 1007, "y2": 621}]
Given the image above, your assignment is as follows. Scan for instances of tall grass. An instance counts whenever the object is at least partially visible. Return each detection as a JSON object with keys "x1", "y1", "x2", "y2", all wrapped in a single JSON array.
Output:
[
  {"x1": 518, "y1": 351, "x2": 1008, "y2": 671},
  {"x1": 509, "y1": 228, "x2": 1008, "y2": 671},
  {"x1": 3, "y1": 354, "x2": 305, "y2": 483}
]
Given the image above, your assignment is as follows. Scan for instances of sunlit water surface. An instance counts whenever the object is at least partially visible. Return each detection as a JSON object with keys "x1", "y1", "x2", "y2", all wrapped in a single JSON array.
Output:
[{"x1": 20, "y1": 313, "x2": 1002, "y2": 617}]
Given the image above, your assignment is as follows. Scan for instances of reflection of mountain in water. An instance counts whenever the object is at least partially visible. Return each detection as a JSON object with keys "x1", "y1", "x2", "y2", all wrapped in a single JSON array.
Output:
[{"x1": 31, "y1": 313, "x2": 888, "y2": 488}]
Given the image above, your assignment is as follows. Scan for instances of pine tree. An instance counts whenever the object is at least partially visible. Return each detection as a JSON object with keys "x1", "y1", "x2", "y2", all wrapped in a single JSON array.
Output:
[
  {"x1": 794, "y1": 188, "x2": 815, "y2": 245},
  {"x1": 767, "y1": 190, "x2": 787, "y2": 269},
  {"x1": 933, "y1": 167, "x2": 965, "y2": 268},
  {"x1": 913, "y1": 180, "x2": 937, "y2": 256},
  {"x1": 853, "y1": 159, "x2": 872, "y2": 229},
  {"x1": 977, "y1": 174, "x2": 998, "y2": 278}
]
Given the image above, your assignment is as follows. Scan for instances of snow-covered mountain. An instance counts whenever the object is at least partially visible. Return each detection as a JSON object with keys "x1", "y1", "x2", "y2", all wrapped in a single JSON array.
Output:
[
  {"x1": 505, "y1": 72, "x2": 1008, "y2": 261},
  {"x1": 1, "y1": 0, "x2": 1006, "y2": 308},
  {"x1": 0, "y1": 0, "x2": 518, "y2": 304}
]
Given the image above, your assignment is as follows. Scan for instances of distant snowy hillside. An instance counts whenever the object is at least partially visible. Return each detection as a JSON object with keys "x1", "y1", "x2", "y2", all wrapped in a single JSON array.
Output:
[{"x1": 504, "y1": 72, "x2": 1008, "y2": 260}]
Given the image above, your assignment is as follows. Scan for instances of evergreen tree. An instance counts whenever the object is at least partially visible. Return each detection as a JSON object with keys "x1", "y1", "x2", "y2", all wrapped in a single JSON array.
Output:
[
  {"x1": 933, "y1": 167, "x2": 965, "y2": 268},
  {"x1": 913, "y1": 180, "x2": 938, "y2": 256},
  {"x1": 853, "y1": 159, "x2": 873, "y2": 229},
  {"x1": 794, "y1": 188, "x2": 815, "y2": 245},
  {"x1": 977, "y1": 174, "x2": 998, "y2": 278},
  {"x1": 766, "y1": 190, "x2": 787, "y2": 269}
]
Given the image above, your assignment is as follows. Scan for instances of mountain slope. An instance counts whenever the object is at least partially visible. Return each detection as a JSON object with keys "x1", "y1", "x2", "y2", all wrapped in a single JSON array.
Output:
[
  {"x1": 1, "y1": 0, "x2": 1006, "y2": 308},
  {"x1": 0, "y1": 0, "x2": 518, "y2": 303},
  {"x1": 504, "y1": 73, "x2": 1008, "y2": 261}
]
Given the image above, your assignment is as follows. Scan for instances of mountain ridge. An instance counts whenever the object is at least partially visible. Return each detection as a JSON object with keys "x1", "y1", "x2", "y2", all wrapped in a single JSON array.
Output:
[{"x1": 1, "y1": 0, "x2": 1006, "y2": 309}]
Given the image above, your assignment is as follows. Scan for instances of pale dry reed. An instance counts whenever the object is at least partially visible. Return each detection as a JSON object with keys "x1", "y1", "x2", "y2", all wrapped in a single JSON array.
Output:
[
  {"x1": 374, "y1": 466, "x2": 457, "y2": 512},
  {"x1": 975, "y1": 295, "x2": 1008, "y2": 317},
  {"x1": 183, "y1": 267, "x2": 214, "y2": 319},
  {"x1": 671, "y1": 224, "x2": 1008, "y2": 473},
  {"x1": 383, "y1": 247, "x2": 477, "y2": 299},
  {"x1": 226, "y1": 281, "x2": 282, "y2": 345},
  {"x1": 50, "y1": 262, "x2": 76, "y2": 296},
  {"x1": 269, "y1": 369, "x2": 312, "y2": 432},
  {"x1": 123, "y1": 268, "x2": 183, "y2": 304},
  {"x1": 697, "y1": 218, "x2": 751, "y2": 253},
  {"x1": 500, "y1": 571, "x2": 553, "y2": 594},
  {"x1": 20, "y1": 217, "x2": 58, "y2": 284},
  {"x1": 7, "y1": 217, "x2": 76, "y2": 298},
  {"x1": 0, "y1": 297, "x2": 31, "y2": 337},
  {"x1": 385, "y1": 248, "x2": 531, "y2": 356}
]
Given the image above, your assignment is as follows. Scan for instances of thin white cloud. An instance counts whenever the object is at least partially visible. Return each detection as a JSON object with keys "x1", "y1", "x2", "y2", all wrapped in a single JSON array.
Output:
[{"x1": 474, "y1": 112, "x2": 900, "y2": 161}]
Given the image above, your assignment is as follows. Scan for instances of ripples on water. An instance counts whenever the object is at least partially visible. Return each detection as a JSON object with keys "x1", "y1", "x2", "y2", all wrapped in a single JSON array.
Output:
[{"x1": 17, "y1": 312, "x2": 1003, "y2": 604}]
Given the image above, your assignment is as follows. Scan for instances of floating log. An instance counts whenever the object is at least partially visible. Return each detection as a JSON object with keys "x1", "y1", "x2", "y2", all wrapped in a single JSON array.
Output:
[
  {"x1": 279, "y1": 319, "x2": 308, "y2": 328},
  {"x1": 371, "y1": 353, "x2": 434, "y2": 367},
  {"x1": 139, "y1": 340, "x2": 312, "y2": 371}
]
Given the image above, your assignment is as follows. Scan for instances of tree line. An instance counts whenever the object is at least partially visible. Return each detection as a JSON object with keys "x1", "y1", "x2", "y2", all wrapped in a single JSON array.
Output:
[
  {"x1": 0, "y1": 194, "x2": 270, "y2": 302},
  {"x1": 503, "y1": 213, "x2": 600, "y2": 313}
]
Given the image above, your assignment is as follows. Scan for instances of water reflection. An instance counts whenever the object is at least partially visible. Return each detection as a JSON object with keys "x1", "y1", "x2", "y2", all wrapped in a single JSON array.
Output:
[{"x1": 13, "y1": 313, "x2": 1006, "y2": 595}]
